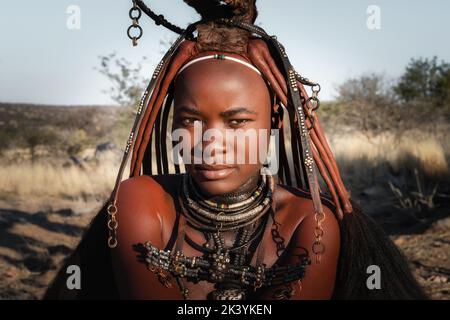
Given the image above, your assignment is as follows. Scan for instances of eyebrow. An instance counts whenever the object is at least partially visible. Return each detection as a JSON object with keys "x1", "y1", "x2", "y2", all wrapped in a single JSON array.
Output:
[
  {"x1": 176, "y1": 106, "x2": 257, "y2": 117},
  {"x1": 177, "y1": 105, "x2": 202, "y2": 116},
  {"x1": 220, "y1": 107, "x2": 257, "y2": 117}
]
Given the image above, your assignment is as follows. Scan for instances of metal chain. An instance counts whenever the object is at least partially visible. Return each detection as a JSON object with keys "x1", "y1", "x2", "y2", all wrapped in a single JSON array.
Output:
[
  {"x1": 312, "y1": 211, "x2": 325, "y2": 264},
  {"x1": 107, "y1": 204, "x2": 118, "y2": 248},
  {"x1": 127, "y1": 1, "x2": 143, "y2": 46}
]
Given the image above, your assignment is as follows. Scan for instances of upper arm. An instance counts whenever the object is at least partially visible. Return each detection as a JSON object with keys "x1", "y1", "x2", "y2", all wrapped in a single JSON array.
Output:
[
  {"x1": 289, "y1": 204, "x2": 340, "y2": 299},
  {"x1": 260, "y1": 202, "x2": 341, "y2": 300},
  {"x1": 110, "y1": 176, "x2": 174, "y2": 299}
]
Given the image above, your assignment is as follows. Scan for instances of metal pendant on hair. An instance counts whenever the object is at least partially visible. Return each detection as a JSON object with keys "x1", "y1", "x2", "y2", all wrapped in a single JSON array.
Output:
[{"x1": 127, "y1": 1, "x2": 143, "y2": 46}]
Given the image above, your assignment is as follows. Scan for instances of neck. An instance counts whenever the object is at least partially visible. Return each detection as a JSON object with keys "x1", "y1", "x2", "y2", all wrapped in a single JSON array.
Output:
[{"x1": 189, "y1": 173, "x2": 261, "y2": 205}]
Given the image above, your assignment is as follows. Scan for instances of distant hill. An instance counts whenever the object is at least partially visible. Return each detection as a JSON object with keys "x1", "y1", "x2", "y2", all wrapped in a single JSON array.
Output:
[{"x1": 0, "y1": 103, "x2": 131, "y2": 158}]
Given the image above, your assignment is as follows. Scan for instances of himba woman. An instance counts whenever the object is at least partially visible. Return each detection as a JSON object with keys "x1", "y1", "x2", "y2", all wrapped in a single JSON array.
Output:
[{"x1": 45, "y1": 0, "x2": 427, "y2": 300}]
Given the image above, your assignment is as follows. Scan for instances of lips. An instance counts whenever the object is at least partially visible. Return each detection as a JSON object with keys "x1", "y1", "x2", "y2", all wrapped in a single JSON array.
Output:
[{"x1": 194, "y1": 164, "x2": 236, "y2": 180}]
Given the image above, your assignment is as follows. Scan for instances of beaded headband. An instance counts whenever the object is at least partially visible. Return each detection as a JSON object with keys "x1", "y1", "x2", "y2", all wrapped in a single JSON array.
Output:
[{"x1": 176, "y1": 54, "x2": 262, "y2": 78}]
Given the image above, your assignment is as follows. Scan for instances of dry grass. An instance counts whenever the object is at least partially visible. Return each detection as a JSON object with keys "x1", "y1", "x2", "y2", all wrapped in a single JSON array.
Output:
[
  {"x1": 325, "y1": 129, "x2": 450, "y2": 219},
  {"x1": 330, "y1": 130, "x2": 449, "y2": 179},
  {"x1": 0, "y1": 160, "x2": 129, "y2": 201}
]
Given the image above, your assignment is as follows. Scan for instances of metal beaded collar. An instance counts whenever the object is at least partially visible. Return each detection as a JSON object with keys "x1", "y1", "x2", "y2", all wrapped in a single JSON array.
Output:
[
  {"x1": 180, "y1": 171, "x2": 275, "y2": 231},
  {"x1": 187, "y1": 173, "x2": 265, "y2": 211}
]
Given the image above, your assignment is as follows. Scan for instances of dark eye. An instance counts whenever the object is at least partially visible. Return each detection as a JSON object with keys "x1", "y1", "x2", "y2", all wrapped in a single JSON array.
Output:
[
  {"x1": 181, "y1": 118, "x2": 202, "y2": 126},
  {"x1": 229, "y1": 119, "x2": 250, "y2": 126}
]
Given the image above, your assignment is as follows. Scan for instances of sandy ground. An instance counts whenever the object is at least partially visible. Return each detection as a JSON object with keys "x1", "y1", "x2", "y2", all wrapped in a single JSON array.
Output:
[
  {"x1": 0, "y1": 195, "x2": 448, "y2": 300},
  {"x1": 0, "y1": 197, "x2": 102, "y2": 299},
  {"x1": 391, "y1": 222, "x2": 450, "y2": 300}
]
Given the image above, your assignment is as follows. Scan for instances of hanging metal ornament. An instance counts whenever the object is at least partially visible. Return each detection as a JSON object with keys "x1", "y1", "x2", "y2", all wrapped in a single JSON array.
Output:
[{"x1": 127, "y1": 0, "x2": 143, "y2": 46}]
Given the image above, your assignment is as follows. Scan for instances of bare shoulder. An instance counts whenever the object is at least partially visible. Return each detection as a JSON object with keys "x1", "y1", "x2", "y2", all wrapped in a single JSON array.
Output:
[
  {"x1": 115, "y1": 174, "x2": 179, "y2": 248},
  {"x1": 283, "y1": 185, "x2": 341, "y2": 246},
  {"x1": 268, "y1": 184, "x2": 341, "y2": 299},
  {"x1": 280, "y1": 185, "x2": 341, "y2": 256},
  {"x1": 118, "y1": 174, "x2": 173, "y2": 200},
  {"x1": 111, "y1": 174, "x2": 180, "y2": 298},
  {"x1": 274, "y1": 183, "x2": 339, "y2": 229}
]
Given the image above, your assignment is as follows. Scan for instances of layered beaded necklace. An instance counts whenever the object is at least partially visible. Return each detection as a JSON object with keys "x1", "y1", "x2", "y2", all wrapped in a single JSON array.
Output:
[{"x1": 181, "y1": 172, "x2": 274, "y2": 232}]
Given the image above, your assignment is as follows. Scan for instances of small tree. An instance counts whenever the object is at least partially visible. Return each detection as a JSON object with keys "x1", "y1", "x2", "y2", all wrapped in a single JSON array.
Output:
[
  {"x1": 96, "y1": 53, "x2": 148, "y2": 107},
  {"x1": 394, "y1": 56, "x2": 450, "y2": 105},
  {"x1": 337, "y1": 73, "x2": 398, "y2": 135}
]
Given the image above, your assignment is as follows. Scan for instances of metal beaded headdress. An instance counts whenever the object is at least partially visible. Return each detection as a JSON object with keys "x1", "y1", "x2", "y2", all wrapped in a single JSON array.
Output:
[{"x1": 109, "y1": 0, "x2": 354, "y2": 264}]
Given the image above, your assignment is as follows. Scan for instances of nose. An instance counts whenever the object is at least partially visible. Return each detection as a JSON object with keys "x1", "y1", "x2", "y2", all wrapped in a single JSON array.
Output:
[
  {"x1": 192, "y1": 125, "x2": 231, "y2": 165},
  {"x1": 204, "y1": 129, "x2": 228, "y2": 165}
]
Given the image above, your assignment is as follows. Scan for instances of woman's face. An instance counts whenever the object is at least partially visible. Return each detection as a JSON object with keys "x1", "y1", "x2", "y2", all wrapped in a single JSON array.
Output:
[{"x1": 173, "y1": 53, "x2": 273, "y2": 196}]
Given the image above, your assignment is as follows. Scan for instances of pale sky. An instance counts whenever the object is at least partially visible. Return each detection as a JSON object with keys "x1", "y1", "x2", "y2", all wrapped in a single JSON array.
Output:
[{"x1": 0, "y1": 0, "x2": 449, "y2": 105}]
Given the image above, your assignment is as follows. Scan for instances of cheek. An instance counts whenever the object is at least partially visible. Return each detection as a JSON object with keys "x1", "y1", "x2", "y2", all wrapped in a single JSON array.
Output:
[
  {"x1": 171, "y1": 125, "x2": 197, "y2": 162},
  {"x1": 230, "y1": 130, "x2": 270, "y2": 167}
]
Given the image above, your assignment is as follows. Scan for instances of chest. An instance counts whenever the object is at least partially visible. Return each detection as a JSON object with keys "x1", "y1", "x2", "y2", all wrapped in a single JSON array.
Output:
[{"x1": 155, "y1": 203, "x2": 303, "y2": 299}]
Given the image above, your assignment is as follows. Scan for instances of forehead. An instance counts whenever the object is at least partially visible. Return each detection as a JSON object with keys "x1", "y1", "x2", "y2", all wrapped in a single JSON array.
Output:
[{"x1": 173, "y1": 58, "x2": 271, "y2": 111}]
